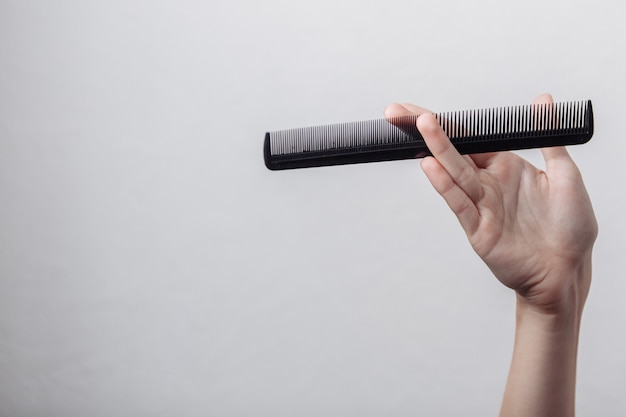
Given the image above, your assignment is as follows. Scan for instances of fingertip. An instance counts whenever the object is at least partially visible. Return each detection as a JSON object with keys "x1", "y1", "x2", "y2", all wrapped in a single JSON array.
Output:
[
  {"x1": 384, "y1": 103, "x2": 412, "y2": 119},
  {"x1": 541, "y1": 146, "x2": 571, "y2": 162},
  {"x1": 420, "y1": 155, "x2": 434, "y2": 172},
  {"x1": 420, "y1": 155, "x2": 444, "y2": 180},
  {"x1": 533, "y1": 93, "x2": 554, "y2": 105},
  {"x1": 416, "y1": 112, "x2": 440, "y2": 135},
  {"x1": 400, "y1": 103, "x2": 432, "y2": 114}
]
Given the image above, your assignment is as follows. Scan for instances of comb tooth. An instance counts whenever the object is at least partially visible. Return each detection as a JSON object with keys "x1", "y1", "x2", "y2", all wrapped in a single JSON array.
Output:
[
  {"x1": 451, "y1": 111, "x2": 455, "y2": 138},
  {"x1": 577, "y1": 101, "x2": 582, "y2": 128},
  {"x1": 460, "y1": 110, "x2": 464, "y2": 138},
  {"x1": 504, "y1": 106, "x2": 509, "y2": 135},
  {"x1": 303, "y1": 127, "x2": 308, "y2": 152},
  {"x1": 473, "y1": 109, "x2": 478, "y2": 137},
  {"x1": 461, "y1": 111, "x2": 468, "y2": 136},
  {"x1": 503, "y1": 106, "x2": 508, "y2": 135},
  {"x1": 482, "y1": 107, "x2": 486, "y2": 136},
  {"x1": 451, "y1": 110, "x2": 455, "y2": 137},
  {"x1": 578, "y1": 100, "x2": 583, "y2": 128},
  {"x1": 580, "y1": 101, "x2": 584, "y2": 128},
  {"x1": 502, "y1": 108, "x2": 509, "y2": 135},
  {"x1": 474, "y1": 109, "x2": 479, "y2": 137},
  {"x1": 536, "y1": 103, "x2": 541, "y2": 132},
  {"x1": 480, "y1": 108, "x2": 485, "y2": 136},
  {"x1": 547, "y1": 102, "x2": 552, "y2": 131},
  {"x1": 493, "y1": 107, "x2": 498, "y2": 136},
  {"x1": 449, "y1": 111, "x2": 454, "y2": 138},
  {"x1": 511, "y1": 106, "x2": 515, "y2": 134},
  {"x1": 553, "y1": 102, "x2": 558, "y2": 130},
  {"x1": 495, "y1": 107, "x2": 500, "y2": 136},
  {"x1": 567, "y1": 102, "x2": 574, "y2": 131},
  {"x1": 448, "y1": 112, "x2": 459, "y2": 137},
  {"x1": 504, "y1": 108, "x2": 513, "y2": 135},
  {"x1": 502, "y1": 107, "x2": 507, "y2": 135}
]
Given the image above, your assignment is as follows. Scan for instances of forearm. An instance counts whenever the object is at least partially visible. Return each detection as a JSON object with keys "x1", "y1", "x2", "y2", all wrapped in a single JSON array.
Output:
[{"x1": 500, "y1": 293, "x2": 584, "y2": 417}]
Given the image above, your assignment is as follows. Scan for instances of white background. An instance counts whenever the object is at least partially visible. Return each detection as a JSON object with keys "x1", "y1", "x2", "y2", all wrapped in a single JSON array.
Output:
[{"x1": 1, "y1": 0, "x2": 625, "y2": 415}]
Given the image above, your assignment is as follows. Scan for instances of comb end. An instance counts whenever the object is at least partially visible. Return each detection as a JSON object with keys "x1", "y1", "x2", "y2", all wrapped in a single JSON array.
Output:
[{"x1": 264, "y1": 132, "x2": 279, "y2": 170}]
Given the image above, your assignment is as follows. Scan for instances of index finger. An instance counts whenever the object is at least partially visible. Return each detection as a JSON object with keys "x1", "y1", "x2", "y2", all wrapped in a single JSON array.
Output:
[{"x1": 417, "y1": 113, "x2": 483, "y2": 203}]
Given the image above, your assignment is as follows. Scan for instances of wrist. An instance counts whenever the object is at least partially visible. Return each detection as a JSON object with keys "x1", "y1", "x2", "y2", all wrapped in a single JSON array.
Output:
[
  {"x1": 515, "y1": 294, "x2": 582, "y2": 335},
  {"x1": 515, "y1": 254, "x2": 592, "y2": 330}
]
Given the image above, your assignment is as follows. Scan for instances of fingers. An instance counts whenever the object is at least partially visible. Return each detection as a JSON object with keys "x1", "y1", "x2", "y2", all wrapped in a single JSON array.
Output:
[
  {"x1": 417, "y1": 112, "x2": 483, "y2": 204},
  {"x1": 385, "y1": 101, "x2": 483, "y2": 230},
  {"x1": 421, "y1": 156, "x2": 480, "y2": 236}
]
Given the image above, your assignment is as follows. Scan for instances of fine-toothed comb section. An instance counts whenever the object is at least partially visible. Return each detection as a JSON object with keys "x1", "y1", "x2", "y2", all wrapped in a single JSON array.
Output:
[{"x1": 264, "y1": 100, "x2": 593, "y2": 170}]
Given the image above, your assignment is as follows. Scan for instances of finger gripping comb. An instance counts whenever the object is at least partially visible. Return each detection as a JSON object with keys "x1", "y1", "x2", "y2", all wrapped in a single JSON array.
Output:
[{"x1": 264, "y1": 100, "x2": 593, "y2": 170}]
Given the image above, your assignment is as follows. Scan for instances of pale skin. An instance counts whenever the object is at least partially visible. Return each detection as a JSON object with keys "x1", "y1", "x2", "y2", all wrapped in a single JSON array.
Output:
[{"x1": 385, "y1": 94, "x2": 598, "y2": 417}]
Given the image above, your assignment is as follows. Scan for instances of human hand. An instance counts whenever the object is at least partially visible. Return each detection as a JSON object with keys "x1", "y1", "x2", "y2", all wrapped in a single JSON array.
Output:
[{"x1": 385, "y1": 94, "x2": 598, "y2": 316}]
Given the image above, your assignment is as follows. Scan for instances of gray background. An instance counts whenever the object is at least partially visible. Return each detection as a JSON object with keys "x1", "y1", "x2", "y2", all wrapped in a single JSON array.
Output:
[{"x1": 1, "y1": 0, "x2": 625, "y2": 415}]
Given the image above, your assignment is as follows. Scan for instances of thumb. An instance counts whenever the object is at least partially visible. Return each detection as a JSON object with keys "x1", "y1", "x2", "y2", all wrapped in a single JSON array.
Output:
[{"x1": 533, "y1": 93, "x2": 575, "y2": 168}]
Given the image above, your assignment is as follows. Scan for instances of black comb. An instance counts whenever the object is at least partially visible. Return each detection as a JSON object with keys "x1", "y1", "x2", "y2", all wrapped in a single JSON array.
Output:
[{"x1": 264, "y1": 100, "x2": 594, "y2": 170}]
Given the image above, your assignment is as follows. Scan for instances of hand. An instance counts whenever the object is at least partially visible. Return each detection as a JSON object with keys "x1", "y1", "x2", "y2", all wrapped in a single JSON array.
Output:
[{"x1": 385, "y1": 94, "x2": 598, "y2": 316}]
